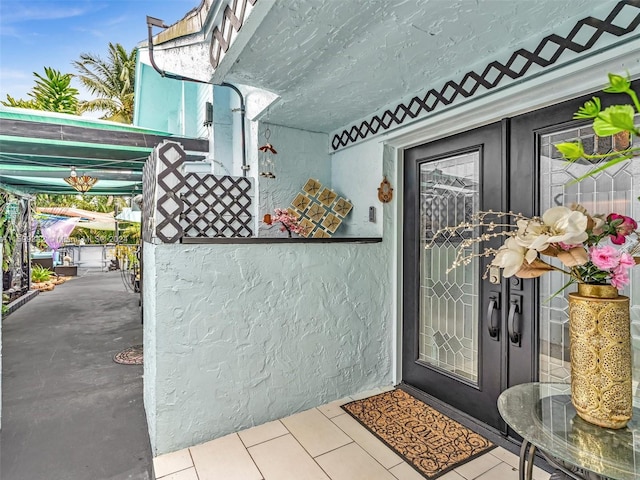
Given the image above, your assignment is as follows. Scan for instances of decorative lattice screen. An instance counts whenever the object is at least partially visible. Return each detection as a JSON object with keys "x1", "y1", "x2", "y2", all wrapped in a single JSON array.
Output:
[{"x1": 141, "y1": 141, "x2": 254, "y2": 243}]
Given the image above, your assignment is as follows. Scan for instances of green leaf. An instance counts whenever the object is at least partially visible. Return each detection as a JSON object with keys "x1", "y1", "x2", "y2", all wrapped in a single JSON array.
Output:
[
  {"x1": 593, "y1": 105, "x2": 636, "y2": 136},
  {"x1": 603, "y1": 72, "x2": 631, "y2": 94},
  {"x1": 573, "y1": 97, "x2": 601, "y2": 119},
  {"x1": 554, "y1": 141, "x2": 584, "y2": 161}
]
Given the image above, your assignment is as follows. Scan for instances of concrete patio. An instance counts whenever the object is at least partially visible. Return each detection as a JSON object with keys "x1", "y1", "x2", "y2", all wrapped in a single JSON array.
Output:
[{"x1": 1, "y1": 270, "x2": 152, "y2": 480}]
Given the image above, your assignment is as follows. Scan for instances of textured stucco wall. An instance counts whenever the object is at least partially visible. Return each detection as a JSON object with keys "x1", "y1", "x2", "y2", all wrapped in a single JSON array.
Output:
[
  {"x1": 331, "y1": 140, "x2": 384, "y2": 237},
  {"x1": 143, "y1": 243, "x2": 158, "y2": 451},
  {"x1": 257, "y1": 123, "x2": 331, "y2": 237},
  {"x1": 145, "y1": 240, "x2": 392, "y2": 455}
]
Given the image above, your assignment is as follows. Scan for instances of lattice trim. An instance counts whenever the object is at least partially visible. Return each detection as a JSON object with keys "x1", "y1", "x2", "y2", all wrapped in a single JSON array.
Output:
[
  {"x1": 181, "y1": 174, "x2": 253, "y2": 238},
  {"x1": 331, "y1": 0, "x2": 640, "y2": 150},
  {"x1": 209, "y1": 0, "x2": 258, "y2": 70}
]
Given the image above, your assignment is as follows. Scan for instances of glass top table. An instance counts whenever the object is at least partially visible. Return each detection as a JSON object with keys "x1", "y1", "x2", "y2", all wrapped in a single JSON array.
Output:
[{"x1": 498, "y1": 383, "x2": 639, "y2": 480}]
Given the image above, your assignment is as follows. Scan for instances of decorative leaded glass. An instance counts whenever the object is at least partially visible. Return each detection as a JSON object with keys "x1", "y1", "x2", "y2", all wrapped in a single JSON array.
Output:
[
  {"x1": 419, "y1": 152, "x2": 480, "y2": 383},
  {"x1": 540, "y1": 126, "x2": 640, "y2": 403}
]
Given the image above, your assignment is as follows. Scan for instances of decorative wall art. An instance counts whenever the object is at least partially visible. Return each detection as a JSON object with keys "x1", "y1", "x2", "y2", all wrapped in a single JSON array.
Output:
[
  {"x1": 378, "y1": 176, "x2": 393, "y2": 203},
  {"x1": 258, "y1": 124, "x2": 277, "y2": 178},
  {"x1": 289, "y1": 178, "x2": 353, "y2": 238}
]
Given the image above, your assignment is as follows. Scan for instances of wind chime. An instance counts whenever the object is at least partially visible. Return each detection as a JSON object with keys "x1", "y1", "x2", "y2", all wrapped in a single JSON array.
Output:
[{"x1": 258, "y1": 124, "x2": 277, "y2": 179}]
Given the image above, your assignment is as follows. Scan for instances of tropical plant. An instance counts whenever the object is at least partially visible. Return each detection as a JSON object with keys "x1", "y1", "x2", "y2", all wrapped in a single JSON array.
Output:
[
  {"x1": 73, "y1": 43, "x2": 137, "y2": 123},
  {"x1": 1, "y1": 191, "x2": 17, "y2": 271},
  {"x1": 1, "y1": 67, "x2": 79, "y2": 114},
  {"x1": 31, "y1": 264, "x2": 53, "y2": 283},
  {"x1": 1, "y1": 95, "x2": 38, "y2": 109},
  {"x1": 555, "y1": 73, "x2": 639, "y2": 186}
]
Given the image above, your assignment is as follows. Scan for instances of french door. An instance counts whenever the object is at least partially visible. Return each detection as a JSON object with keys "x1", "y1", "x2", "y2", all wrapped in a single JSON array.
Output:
[
  {"x1": 402, "y1": 81, "x2": 640, "y2": 432},
  {"x1": 403, "y1": 122, "x2": 512, "y2": 431}
]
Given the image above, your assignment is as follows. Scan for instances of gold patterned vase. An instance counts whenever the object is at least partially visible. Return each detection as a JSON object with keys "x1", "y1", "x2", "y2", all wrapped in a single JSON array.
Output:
[{"x1": 568, "y1": 284, "x2": 632, "y2": 429}]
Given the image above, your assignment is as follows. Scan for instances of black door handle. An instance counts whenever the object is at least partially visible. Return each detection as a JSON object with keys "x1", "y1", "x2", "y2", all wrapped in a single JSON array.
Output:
[
  {"x1": 487, "y1": 292, "x2": 500, "y2": 341},
  {"x1": 508, "y1": 295, "x2": 522, "y2": 346}
]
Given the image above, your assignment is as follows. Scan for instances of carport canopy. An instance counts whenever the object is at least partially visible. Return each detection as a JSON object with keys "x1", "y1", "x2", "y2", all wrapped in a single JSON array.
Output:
[{"x1": 0, "y1": 106, "x2": 209, "y2": 195}]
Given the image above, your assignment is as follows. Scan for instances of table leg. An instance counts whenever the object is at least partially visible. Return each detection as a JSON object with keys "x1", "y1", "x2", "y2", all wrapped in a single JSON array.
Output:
[{"x1": 519, "y1": 440, "x2": 537, "y2": 480}]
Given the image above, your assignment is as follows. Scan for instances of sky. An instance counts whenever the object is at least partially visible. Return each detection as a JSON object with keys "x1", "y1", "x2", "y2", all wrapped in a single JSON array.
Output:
[{"x1": 0, "y1": 0, "x2": 199, "y2": 104}]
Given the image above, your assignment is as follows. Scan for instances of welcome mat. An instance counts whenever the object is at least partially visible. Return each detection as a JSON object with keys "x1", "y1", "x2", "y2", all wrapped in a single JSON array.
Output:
[
  {"x1": 113, "y1": 345, "x2": 143, "y2": 365},
  {"x1": 341, "y1": 389, "x2": 495, "y2": 479}
]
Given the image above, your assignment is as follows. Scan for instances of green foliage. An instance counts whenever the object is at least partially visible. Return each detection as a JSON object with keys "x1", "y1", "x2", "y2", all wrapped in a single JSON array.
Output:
[
  {"x1": 31, "y1": 264, "x2": 53, "y2": 283},
  {"x1": 36, "y1": 193, "x2": 125, "y2": 213},
  {"x1": 1, "y1": 94, "x2": 38, "y2": 109},
  {"x1": 1, "y1": 68, "x2": 79, "y2": 114},
  {"x1": 555, "y1": 73, "x2": 640, "y2": 186},
  {"x1": 73, "y1": 43, "x2": 137, "y2": 123},
  {"x1": 1, "y1": 304, "x2": 8, "y2": 316},
  {"x1": 0, "y1": 192, "x2": 17, "y2": 271}
]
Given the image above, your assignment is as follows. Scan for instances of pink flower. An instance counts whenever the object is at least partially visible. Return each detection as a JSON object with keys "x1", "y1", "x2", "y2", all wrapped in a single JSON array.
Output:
[
  {"x1": 610, "y1": 268, "x2": 630, "y2": 289},
  {"x1": 619, "y1": 252, "x2": 636, "y2": 269},
  {"x1": 607, "y1": 213, "x2": 637, "y2": 245},
  {"x1": 590, "y1": 245, "x2": 620, "y2": 270}
]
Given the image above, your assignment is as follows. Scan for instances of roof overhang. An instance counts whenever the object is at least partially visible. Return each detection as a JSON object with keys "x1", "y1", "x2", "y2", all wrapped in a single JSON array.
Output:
[
  {"x1": 0, "y1": 107, "x2": 208, "y2": 195},
  {"x1": 146, "y1": 0, "x2": 640, "y2": 145}
]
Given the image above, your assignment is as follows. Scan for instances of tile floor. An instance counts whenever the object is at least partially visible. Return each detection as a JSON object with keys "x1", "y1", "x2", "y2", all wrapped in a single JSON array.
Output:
[{"x1": 153, "y1": 387, "x2": 551, "y2": 480}]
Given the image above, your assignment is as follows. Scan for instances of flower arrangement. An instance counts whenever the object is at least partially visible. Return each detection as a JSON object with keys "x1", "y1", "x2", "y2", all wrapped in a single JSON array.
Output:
[
  {"x1": 429, "y1": 205, "x2": 640, "y2": 292},
  {"x1": 263, "y1": 208, "x2": 304, "y2": 237},
  {"x1": 555, "y1": 73, "x2": 640, "y2": 186}
]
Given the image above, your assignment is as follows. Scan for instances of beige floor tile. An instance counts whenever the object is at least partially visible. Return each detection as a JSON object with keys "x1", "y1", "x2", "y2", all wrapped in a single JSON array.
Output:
[
  {"x1": 331, "y1": 413, "x2": 402, "y2": 469},
  {"x1": 454, "y1": 452, "x2": 502, "y2": 479},
  {"x1": 437, "y1": 471, "x2": 467, "y2": 480},
  {"x1": 489, "y1": 447, "x2": 549, "y2": 480},
  {"x1": 153, "y1": 448, "x2": 193, "y2": 478},
  {"x1": 317, "y1": 397, "x2": 352, "y2": 418},
  {"x1": 378, "y1": 385, "x2": 396, "y2": 393},
  {"x1": 350, "y1": 388, "x2": 384, "y2": 401},
  {"x1": 157, "y1": 467, "x2": 199, "y2": 480},
  {"x1": 190, "y1": 433, "x2": 262, "y2": 480},
  {"x1": 489, "y1": 447, "x2": 519, "y2": 467},
  {"x1": 281, "y1": 408, "x2": 352, "y2": 457},
  {"x1": 533, "y1": 468, "x2": 551, "y2": 480},
  {"x1": 316, "y1": 442, "x2": 397, "y2": 480},
  {"x1": 248, "y1": 434, "x2": 330, "y2": 480},
  {"x1": 474, "y1": 462, "x2": 519, "y2": 480},
  {"x1": 389, "y1": 462, "x2": 434, "y2": 480},
  {"x1": 238, "y1": 420, "x2": 289, "y2": 447}
]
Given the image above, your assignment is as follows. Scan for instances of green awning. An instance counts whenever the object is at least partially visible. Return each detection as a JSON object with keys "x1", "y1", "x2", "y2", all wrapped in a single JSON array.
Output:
[{"x1": 0, "y1": 106, "x2": 208, "y2": 195}]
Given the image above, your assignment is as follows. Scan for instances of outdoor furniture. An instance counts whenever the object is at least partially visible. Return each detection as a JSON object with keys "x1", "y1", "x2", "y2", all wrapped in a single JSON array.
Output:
[{"x1": 498, "y1": 383, "x2": 639, "y2": 480}]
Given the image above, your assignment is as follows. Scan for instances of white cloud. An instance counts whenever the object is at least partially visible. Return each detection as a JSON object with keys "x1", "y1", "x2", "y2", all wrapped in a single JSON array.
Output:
[
  {"x1": 1, "y1": 6, "x2": 90, "y2": 24},
  {"x1": 0, "y1": 69, "x2": 31, "y2": 81}
]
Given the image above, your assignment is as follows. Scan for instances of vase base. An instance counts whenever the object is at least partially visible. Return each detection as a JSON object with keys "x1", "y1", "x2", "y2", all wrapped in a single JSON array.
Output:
[{"x1": 573, "y1": 408, "x2": 631, "y2": 430}]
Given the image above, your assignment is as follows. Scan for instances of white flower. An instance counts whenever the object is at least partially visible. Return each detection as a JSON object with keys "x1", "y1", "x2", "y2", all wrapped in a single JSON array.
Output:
[
  {"x1": 492, "y1": 237, "x2": 537, "y2": 277},
  {"x1": 515, "y1": 206, "x2": 588, "y2": 252}
]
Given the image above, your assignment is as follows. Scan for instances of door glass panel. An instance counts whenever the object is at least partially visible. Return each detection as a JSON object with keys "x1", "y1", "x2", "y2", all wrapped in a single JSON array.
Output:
[
  {"x1": 419, "y1": 152, "x2": 480, "y2": 383},
  {"x1": 539, "y1": 127, "x2": 640, "y2": 403}
]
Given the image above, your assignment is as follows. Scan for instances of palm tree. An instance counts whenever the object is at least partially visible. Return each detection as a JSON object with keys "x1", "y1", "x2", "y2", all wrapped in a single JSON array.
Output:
[
  {"x1": 73, "y1": 43, "x2": 137, "y2": 123},
  {"x1": 1, "y1": 67, "x2": 79, "y2": 114}
]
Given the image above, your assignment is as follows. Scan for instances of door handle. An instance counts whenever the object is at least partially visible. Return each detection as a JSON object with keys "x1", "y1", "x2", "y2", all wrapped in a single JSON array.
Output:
[
  {"x1": 487, "y1": 292, "x2": 500, "y2": 341},
  {"x1": 508, "y1": 295, "x2": 522, "y2": 346}
]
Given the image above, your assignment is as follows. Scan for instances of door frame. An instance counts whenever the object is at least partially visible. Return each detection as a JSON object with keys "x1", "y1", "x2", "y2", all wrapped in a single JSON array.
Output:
[
  {"x1": 390, "y1": 75, "x2": 640, "y2": 433},
  {"x1": 388, "y1": 49, "x2": 640, "y2": 390}
]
